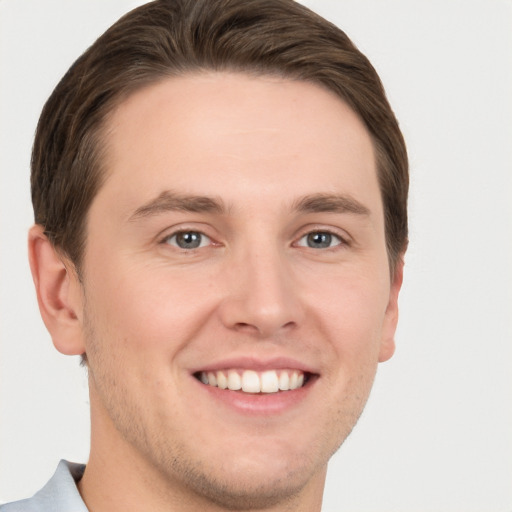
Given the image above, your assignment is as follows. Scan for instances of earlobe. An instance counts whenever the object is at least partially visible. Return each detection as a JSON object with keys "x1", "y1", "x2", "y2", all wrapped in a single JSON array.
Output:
[
  {"x1": 28, "y1": 225, "x2": 85, "y2": 356},
  {"x1": 378, "y1": 256, "x2": 405, "y2": 363}
]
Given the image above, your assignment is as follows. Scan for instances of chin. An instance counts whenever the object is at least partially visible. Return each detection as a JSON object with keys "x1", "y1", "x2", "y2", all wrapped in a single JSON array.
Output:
[{"x1": 167, "y1": 457, "x2": 322, "y2": 511}]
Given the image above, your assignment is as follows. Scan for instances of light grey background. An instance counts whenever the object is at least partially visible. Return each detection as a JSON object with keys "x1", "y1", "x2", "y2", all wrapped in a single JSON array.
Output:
[{"x1": 1, "y1": 1, "x2": 511, "y2": 510}]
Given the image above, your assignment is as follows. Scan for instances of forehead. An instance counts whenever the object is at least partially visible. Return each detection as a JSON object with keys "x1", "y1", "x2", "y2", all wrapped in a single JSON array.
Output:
[{"x1": 96, "y1": 71, "x2": 380, "y2": 218}]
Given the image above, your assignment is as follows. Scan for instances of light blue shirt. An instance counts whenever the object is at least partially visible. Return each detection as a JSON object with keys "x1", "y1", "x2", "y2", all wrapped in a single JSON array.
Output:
[{"x1": 0, "y1": 461, "x2": 88, "y2": 511}]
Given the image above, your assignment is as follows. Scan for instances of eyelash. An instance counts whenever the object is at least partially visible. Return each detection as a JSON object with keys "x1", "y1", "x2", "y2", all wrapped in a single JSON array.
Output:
[
  {"x1": 295, "y1": 230, "x2": 347, "y2": 250},
  {"x1": 161, "y1": 230, "x2": 213, "y2": 250},
  {"x1": 160, "y1": 228, "x2": 349, "y2": 251}
]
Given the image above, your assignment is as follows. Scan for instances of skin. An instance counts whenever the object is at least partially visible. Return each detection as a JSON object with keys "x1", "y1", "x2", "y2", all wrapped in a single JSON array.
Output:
[{"x1": 29, "y1": 72, "x2": 403, "y2": 512}]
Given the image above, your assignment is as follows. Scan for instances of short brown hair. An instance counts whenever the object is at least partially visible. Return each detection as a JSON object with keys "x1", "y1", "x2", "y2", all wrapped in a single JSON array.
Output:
[{"x1": 31, "y1": 0, "x2": 408, "y2": 273}]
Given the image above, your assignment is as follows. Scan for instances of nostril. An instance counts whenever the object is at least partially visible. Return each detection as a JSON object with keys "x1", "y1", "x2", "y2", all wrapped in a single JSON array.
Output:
[{"x1": 233, "y1": 322, "x2": 259, "y2": 333}]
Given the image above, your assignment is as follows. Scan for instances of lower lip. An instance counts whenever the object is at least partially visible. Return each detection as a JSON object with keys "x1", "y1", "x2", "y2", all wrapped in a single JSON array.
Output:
[{"x1": 194, "y1": 376, "x2": 316, "y2": 415}]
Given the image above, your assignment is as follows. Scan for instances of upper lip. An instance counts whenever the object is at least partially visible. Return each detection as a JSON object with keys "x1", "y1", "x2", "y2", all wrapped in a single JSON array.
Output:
[{"x1": 190, "y1": 356, "x2": 319, "y2": 375}]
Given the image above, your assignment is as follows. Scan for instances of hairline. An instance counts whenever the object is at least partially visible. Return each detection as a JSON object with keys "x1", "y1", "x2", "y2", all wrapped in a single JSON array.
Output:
[
  {"x1": 71, "y1": 67, "x2": 401, "y2": 278},
  {"x1": 70, "y1": 64, "x2": 405, "y2": 276}
]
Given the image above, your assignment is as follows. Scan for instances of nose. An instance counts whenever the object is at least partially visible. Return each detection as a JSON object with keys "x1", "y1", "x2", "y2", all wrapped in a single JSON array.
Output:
[{"x1": 217, "y1": 245, "x2": 303, "y2": 338}]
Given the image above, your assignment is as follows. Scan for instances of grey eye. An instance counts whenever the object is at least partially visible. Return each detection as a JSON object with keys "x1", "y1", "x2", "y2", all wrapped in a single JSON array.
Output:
[
  {"x1": 298, "y1": 231, "x2": 342, "y2": 249},
  {"x1": 166, "y1": 231, "x2": 210, "y2": 249}
]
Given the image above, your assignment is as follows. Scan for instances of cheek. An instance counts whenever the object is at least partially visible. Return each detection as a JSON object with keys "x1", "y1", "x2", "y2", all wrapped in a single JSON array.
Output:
[
  {"x1": 85, "y1": 260, "x2": 217, "y2": 355},
  {"x1": 307, "y1": 270, "x2": 389, "y2": 348}
]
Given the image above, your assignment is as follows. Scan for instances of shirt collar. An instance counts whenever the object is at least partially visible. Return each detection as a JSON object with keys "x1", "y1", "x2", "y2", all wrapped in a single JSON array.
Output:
[{"x1": 31, "y1": 460, "x2": 88, "y2": 511}]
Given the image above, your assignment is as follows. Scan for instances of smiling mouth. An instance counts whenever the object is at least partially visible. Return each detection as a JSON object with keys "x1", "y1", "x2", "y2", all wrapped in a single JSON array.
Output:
[{"x1": 195, "y1": 369, "x2": 310, "y2": 394}]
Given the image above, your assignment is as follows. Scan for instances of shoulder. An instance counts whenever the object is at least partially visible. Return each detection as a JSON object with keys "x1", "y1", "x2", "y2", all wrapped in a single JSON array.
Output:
[
  {"x1": 0, "y1": 461, "x2": 87, "y2": 512},
  {"x1": 0, "y1": 498, "x2": 38, "y2": 512}
]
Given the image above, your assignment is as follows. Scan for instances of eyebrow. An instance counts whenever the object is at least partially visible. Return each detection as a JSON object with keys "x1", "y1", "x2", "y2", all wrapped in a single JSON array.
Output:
[
  {"x1": 292, "y1": 193, "x2": 371, "y2": 216},
  {"x1": 129, "y1": 190, "x2": 370, "y2": 221},
  {"x1": 129, "y1": 190, "x2": 226, "y2": 220}
]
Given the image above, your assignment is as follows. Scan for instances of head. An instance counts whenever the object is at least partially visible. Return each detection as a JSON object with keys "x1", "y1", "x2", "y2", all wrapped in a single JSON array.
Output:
[
  {"x1": 29, "y1": 1, "x2": 408, "y2": 509},
  {"x1": 31, "y1": 0, "x2": 407, "y2": 276}
]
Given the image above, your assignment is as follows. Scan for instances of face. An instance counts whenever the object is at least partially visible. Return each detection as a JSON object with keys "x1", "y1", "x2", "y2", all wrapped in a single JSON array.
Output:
[{"x1": 76, "y1": 72, "x2": 401, "y2": 508}]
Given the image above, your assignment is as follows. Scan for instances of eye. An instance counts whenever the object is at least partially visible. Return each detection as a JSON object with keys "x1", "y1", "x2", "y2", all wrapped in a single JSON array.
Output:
[
  {"x1": 164, "y1": 231, "x2": 211, "y2": 249},
  {"x1": 297, "y1": 231, "x2": 343, "y2": 249}
]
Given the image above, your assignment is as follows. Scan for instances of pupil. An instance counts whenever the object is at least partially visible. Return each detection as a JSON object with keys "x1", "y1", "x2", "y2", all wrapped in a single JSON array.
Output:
[
  {"x1": 177, "y1": 232, "x2": 201, "y2": 249},
  {"x1": 308, "y1": 232, "x2": 331, "y2": 248}
]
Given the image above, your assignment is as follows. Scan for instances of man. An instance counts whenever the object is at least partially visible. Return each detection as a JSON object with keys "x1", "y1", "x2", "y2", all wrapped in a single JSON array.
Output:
[{"x1": 1, "y1": 0, "x2": 408, "y2": 510}]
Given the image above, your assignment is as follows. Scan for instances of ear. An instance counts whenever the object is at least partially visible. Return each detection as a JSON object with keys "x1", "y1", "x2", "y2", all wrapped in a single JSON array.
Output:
[
  {"x1": 28, "y1": 225, "x2": 85, "y2": 356},
  {"x1": 378, "y1": 256, "x2": 405, "y2": 363}
]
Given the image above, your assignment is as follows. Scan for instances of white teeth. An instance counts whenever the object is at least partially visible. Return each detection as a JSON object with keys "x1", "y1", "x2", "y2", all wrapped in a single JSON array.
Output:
[
  {"x1": 217, "y1": 370, "x2": 228, "y2": 389},
  {"x1": 261, "y1": 370, "x2": 279, "y2": 393},
  {"x1": 199, "y1": 369, "x2": 306, "y2": 393},
  {"x1": 207, "y1": 372, "x2": 217, "y2": 387},
  {"x1": 278, "y1": 371, "x2": 290, "y2": 391},
  {"x1": 242, "y1": 370, "x2": 261, "y2": 393},
  {"x1": 227, "y1": 370, "x2": 242, "y2": 390},
  {"x1": 290, "y1": 371, "x2": 298, "y2": 389}
]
